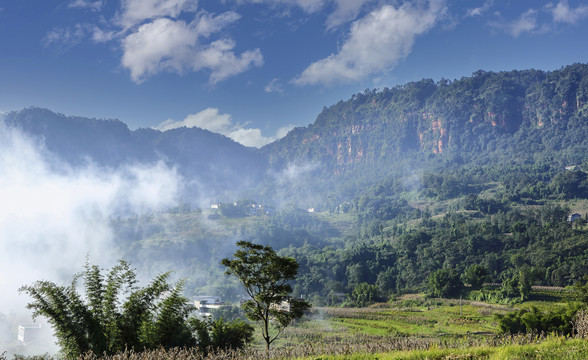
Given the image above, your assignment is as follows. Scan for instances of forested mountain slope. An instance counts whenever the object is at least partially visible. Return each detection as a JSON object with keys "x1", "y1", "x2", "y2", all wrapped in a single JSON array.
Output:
[{"x1": 261, "y1": 63, "x2": 588, "y2": 207}]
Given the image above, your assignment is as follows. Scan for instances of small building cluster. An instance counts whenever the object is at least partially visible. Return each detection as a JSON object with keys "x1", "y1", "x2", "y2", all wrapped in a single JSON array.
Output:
[
  {"x1": 193, "y1": 296, "x2": 226, "y2": 318},
  {"x1": 567, "y1": 213, "x2": 583, "y2": 222}
]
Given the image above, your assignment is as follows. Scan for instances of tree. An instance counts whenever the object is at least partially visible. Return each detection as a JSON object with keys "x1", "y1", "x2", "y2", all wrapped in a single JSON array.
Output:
[
  {"x1": 427, "y1": 268, "x2": 464, "y2": 298},
  {"x1": 221, "y1": 241, "x2": 311, "y2": 351},
  {"x1": 347, "y1": 282, "x2": 382, "y2": 307},
  {"x1": 574, "y1": 275, "x2": 588, "y2": 304},
  {"x1": 19, "y1": 260, "x2": 194, "y2": 358},
  {"x1": 462, "y1": 264, "x2": 488, "y2": 290}
]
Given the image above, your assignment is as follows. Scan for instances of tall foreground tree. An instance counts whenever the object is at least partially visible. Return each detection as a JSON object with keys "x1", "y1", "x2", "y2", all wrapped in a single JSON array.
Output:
[
  {"x1": 19, "y1": 261, "x2": 194, "y2": 357},
  {"x1": 221, "y1": 241, "x2": 311, "y2": 351}
]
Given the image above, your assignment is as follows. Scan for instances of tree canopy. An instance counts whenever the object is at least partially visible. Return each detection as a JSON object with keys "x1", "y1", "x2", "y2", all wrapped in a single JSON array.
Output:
[{"x1": 221, "y1": 241, "x2": 311, "y2": 351}]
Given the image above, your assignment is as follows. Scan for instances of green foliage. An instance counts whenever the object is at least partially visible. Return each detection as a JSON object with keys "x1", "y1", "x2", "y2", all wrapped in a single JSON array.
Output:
[
  {"x1": 550, "y1": 171, "x2": 588, "y2": 199},
  {"x1": 19, "y1": 260, "x2": 194, "y2": 358},
  {"x1": 422, "y1": 173, "x2": 469, "y2": 200},
  {"x1": 462, "y1": 264, "x2": 489, "y2": 290},
  {"x1": 427, "y1": 269, "x2": 464, "y2": 298},
  {"x1": 574, "y1": 276, "x2": 588, "y2": 304},
  {"x1": 495, "y1": 304, "x2": 582, "y2": 335},
  {"x1": 346, "y1": 282, "x2": 382, "y2": 307},
  {"x1": 501, "y1": 269, "x2": 534, "y2": 302},
  {"x1": 221, "y1": 241, "x2": 311, "y2": 351},
  {"x1": 187, "y1": 317, "x2": 253, "y2": 354}
]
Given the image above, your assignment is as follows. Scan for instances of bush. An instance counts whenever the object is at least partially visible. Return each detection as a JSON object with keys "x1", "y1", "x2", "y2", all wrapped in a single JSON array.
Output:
[{"x1": 496, "y1": 304, "x2": 582, "y2": 335}]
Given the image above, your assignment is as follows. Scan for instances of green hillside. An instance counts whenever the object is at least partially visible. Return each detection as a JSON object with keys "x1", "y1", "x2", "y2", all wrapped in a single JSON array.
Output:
[
  {"x1": 103, "y1": 64, "x2": 588, "y2": 304},
  {"x1": 259, "y1": 63, "x2": 588, "y2": 208}
]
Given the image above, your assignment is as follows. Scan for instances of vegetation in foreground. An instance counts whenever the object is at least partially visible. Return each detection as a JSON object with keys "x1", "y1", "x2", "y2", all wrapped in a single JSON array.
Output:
[
  {"x1": 4, "y1": 333, "x2": 587, "y2": 360},
  {"x1": 10, "y1": 287, "x2": 588, "y2": 359}
]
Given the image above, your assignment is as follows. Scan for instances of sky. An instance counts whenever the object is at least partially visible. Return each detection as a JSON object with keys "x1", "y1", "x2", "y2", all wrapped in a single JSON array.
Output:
[{"x1": 1, "y1": 0, "x2": 588, "y2": 147}]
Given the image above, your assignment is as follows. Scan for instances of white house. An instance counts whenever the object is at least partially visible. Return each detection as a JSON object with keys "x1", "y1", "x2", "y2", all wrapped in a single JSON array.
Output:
[{"x1": 18, "y1": 324, "x2": 42, "y2": 345}]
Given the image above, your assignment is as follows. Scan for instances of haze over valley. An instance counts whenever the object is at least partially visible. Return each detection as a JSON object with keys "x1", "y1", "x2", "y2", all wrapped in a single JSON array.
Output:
[{"x1": 2, "y1": 0, "x2": 588, "y2": 357}]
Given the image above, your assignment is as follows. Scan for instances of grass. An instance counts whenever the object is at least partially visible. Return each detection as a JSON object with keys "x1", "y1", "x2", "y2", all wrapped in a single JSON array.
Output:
[
  {"x1": 296, "y1": 337, "x2": 588, "y2": 360},
  {"x1": 285, "y1": 295, "x2": 506, "y2": 343},
  {"x1": 9, "y1": 292, "x2": 587, "y2": 359},
  {"x1": 13, "y1": 334, "x2": 579, "y2": 359}
]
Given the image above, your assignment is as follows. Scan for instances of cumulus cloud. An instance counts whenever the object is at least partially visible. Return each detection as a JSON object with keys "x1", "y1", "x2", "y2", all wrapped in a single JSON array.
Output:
[
  {"x1": 122, "y1": 18, "x2": 198, "y2": 82},
  {"x1": 121, "y1": 14, "x2": 262, "y2": 84},
  {"x1": 68, "y1": 0, "x2": 104, "y2": 11},
  {"x1": 293, "y1": 0, "x2": 445, "y2": 86},
  {"x1": 0, "y1": 123, "x2": 181, "y2": 329},
  {"x1": 547, "y1": 0, "x2": 588, "y2": 24},
  {"x1": 50, "y1": 0, "x2": 261, "y2": 83},
  {"x1": 154, "y1": 108, "x2": 293, "y2": 147}
]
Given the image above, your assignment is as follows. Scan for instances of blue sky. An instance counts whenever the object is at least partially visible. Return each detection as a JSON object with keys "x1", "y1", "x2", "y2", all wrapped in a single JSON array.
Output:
[{"x1": 1, "y1": 0, "x2": 588, "y2": 147}]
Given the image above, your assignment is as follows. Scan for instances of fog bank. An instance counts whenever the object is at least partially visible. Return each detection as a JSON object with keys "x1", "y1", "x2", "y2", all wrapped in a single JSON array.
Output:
[{"x1": 0, "y1": 123, "x2": 182, "y2": 353}]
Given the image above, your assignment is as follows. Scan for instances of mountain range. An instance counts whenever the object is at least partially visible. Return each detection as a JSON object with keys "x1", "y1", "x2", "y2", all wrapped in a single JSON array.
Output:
[{"x1": 4, "y1": 63, "x2": 588, "y2": 207}]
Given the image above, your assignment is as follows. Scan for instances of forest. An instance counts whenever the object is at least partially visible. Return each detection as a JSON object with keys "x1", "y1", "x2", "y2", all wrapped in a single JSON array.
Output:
[{"x1": 110, "y1": 64, "x2": 588, "y2": 304}]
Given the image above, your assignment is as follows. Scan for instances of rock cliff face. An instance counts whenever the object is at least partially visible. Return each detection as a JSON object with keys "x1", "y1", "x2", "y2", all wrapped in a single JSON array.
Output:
[{"x1": 263, "y1": 64, "x2": 588, "y2": 179}]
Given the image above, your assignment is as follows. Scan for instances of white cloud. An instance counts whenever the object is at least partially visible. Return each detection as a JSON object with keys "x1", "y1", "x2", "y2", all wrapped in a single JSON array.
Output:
[
  {"x1": 547, "y1": 0, "x2": 588, "y2": 24},
  {"x1": 265, "y1": 78, "x2": 284, "y2": 94},
  {"x1": 122, "y1": 18, "x2": 198, "y2": 82},
  {"x1": 465, "y1": 0, "x2": 493, "y2": 17},
  {"x1": 195, "y1": 39, "x2": 263, "y2": 84},
  {"x1": 48, "y1": 0, "x2": 261, "y2": 83},
  {"x1": 234, "y1": 0, "x2": 372, "y2": 28},
  {"x1": 91, "y1": 26, "x2": 117, "y2": 43},
  {"x1": 122, "y1": 12, "x2": 263, "y2": 84},
  {"x1": 155, "y1": 108, "x2": 232, "y2": 132},
  {"x1": 196, "y1": 11, "x2": 242, "y2": 37},
  {"x1": 121, "y1": 14, "x2": 262, "y2": 84},
  {"x1": 154, "y1": 108, "x2": 293, "y2": 147},
  {"x1": 118, "y1": 0, "x2": 198, "y2": 29},
  {"x1": 509, "y1": 9, "x2": 538, "y2": 37},
  {"x1": 68, "y1": 0, "x2": 104, "y2": 11},
  {"x1": 43, "y1": 24, "x2": 88, "y2": 52},
  {"x1": 325, "y1": 0, "x2": 372, "y2": 30},
  {"x1": 236, "y1": 0, "x2": 325, "y2": 13},
  {"x1": 293, "y1": 0, "x2": 445, "y2": 86},
  {"x1": 490, "y1": 8, "x2": 539, "y2": 37}
]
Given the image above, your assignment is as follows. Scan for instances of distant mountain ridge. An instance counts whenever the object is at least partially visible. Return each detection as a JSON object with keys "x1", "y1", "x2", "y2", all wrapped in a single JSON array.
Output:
[
  {"x1": 3, "y1": 107, "x2": 266, "y2": 198},
  {"x1": 4, "y1": 63, "x2": 588, "y2": 207}
]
